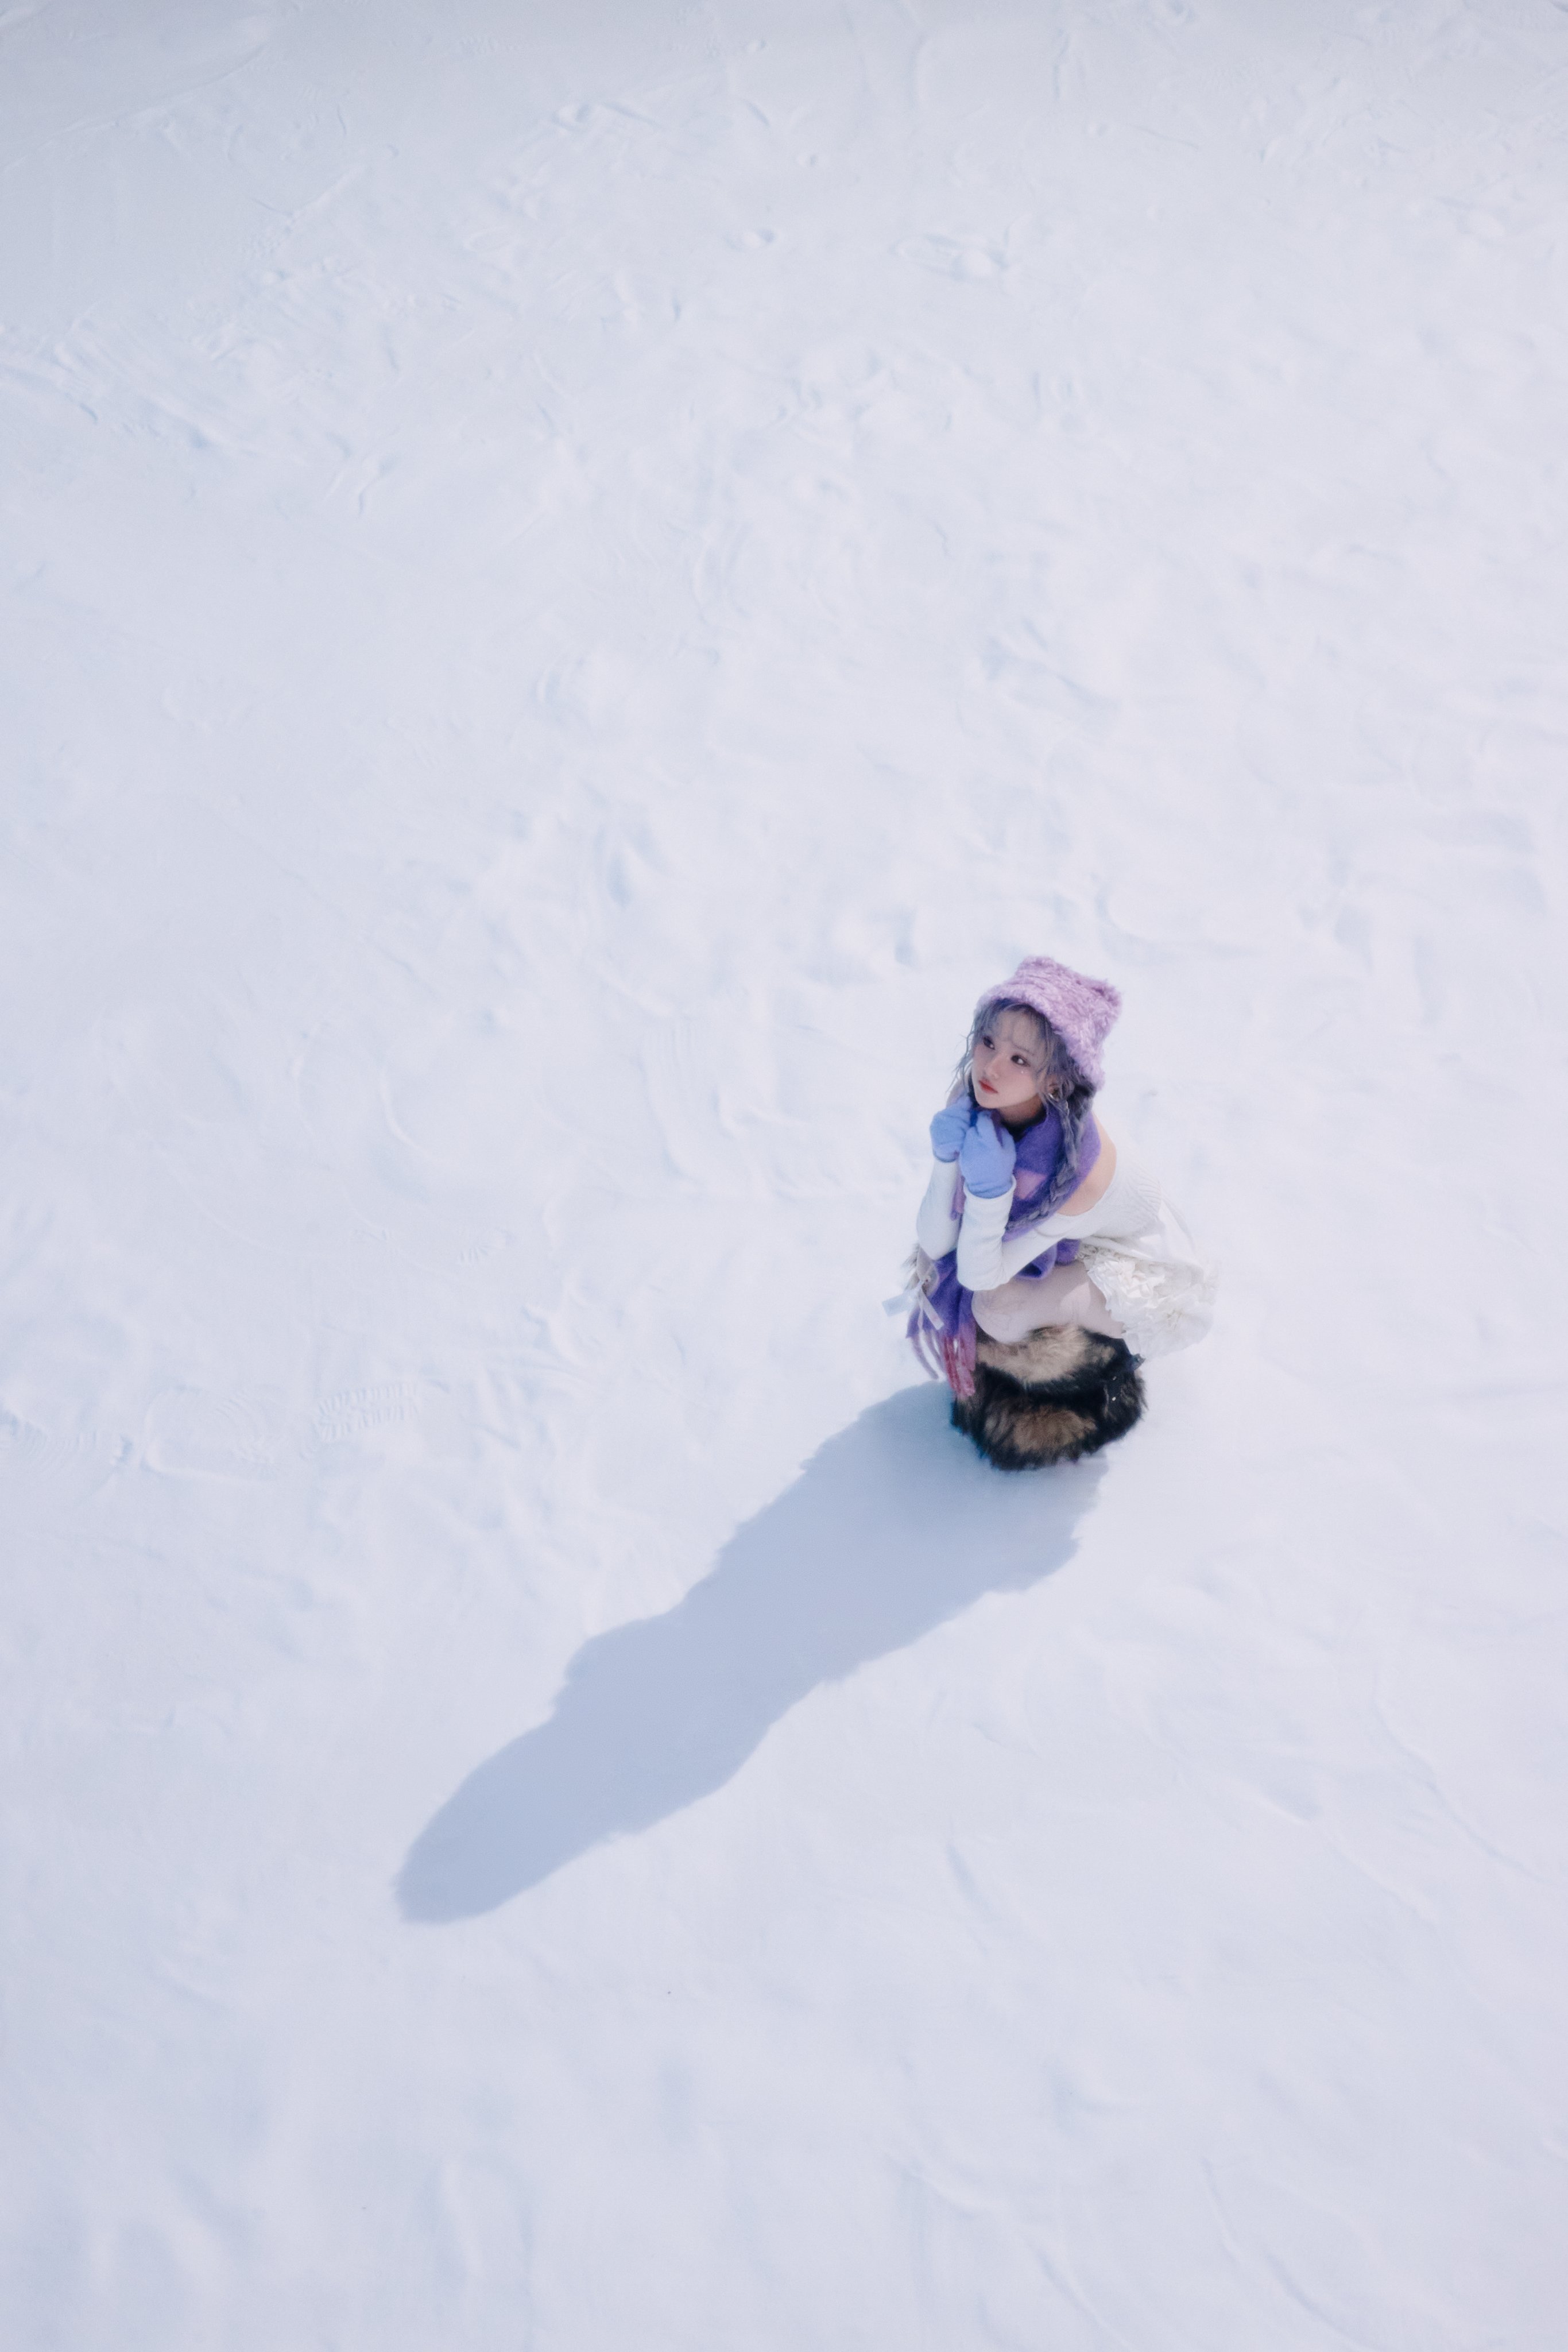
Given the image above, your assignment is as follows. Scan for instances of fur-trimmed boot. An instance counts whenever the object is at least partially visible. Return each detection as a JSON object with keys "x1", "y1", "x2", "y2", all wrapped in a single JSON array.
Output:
[{"x1": 951, "y1": 1324, "x2": 1145, "y2": 1470}]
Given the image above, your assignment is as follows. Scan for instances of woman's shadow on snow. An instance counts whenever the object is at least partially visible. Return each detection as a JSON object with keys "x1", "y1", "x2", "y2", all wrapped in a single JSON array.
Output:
[{"x1": 398, "y1": 1384, "x2": 1106, "y2": 1921}]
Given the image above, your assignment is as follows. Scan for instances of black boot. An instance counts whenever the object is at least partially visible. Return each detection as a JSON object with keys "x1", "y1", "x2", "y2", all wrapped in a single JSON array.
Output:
[{"x1": 951, "y1": 1324, "x2": 1145, "y2": 1470}]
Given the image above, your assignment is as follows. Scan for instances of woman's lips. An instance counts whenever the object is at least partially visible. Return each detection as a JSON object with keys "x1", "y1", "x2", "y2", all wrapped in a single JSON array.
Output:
[{"x1": 977, "y1": 1080, "x2": 996, "y2": 1094}]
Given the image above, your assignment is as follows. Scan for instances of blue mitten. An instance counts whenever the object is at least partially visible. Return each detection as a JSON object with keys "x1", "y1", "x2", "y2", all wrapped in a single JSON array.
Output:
[
  {"x1": 959, "y1": 1112, "x2": 1016, "y2": 1199},
  {"x1": 928, "y1": 1101, "x2": 974, "y2": 1163}
]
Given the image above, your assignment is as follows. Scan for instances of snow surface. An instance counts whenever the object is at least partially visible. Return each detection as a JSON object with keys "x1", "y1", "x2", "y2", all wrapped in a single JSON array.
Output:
[{"x1": 4, "y1": 1, "x2": 1567, "y2": 2343}]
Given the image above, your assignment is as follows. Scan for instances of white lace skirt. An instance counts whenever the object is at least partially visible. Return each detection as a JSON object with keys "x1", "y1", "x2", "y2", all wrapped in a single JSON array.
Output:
[{"x1": 1078, "y1": 1239, "x2": 1217, "y2": 1359}]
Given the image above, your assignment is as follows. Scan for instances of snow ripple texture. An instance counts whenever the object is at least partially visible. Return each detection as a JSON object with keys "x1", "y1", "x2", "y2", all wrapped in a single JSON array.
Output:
[{"x1": 2, "y1": 3, "x2": 1566, "y2": 2350}]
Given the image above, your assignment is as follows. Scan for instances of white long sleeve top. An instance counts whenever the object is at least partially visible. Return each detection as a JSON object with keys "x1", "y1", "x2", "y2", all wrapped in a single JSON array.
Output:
[{"x1": 913, "y1": 1127, "x2": 1215, "y2": 1355}]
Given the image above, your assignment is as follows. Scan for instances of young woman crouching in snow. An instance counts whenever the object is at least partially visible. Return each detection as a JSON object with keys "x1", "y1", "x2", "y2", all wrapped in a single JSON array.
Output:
[{"x1": 908, "y1": 957, "x2": 1214, "y2": 1469}]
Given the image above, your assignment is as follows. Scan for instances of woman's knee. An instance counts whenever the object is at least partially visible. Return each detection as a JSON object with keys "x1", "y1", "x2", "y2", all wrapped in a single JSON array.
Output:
[{"x1": 973, "y1": 1267, "x2": 1125, "y2": 1343}]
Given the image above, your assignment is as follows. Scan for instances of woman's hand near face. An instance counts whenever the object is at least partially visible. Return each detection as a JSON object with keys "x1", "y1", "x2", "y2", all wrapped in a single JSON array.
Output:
[
  {"x1": 929, "y1": 1101, "x2": 975, "y2": 1162},
  {"x1": 958, "y1": 1111, "x2": 1016, "y2": 1198}
]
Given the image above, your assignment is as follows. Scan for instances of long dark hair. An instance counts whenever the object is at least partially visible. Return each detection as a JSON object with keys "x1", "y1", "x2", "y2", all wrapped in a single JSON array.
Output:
[{"x1": 951, "y1": 999, "x2": 1095, "y2": 1218}]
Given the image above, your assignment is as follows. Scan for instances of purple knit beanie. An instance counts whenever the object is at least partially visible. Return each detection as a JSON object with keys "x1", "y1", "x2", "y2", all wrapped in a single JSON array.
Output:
[{"x1": 975, "y1": 956, "x2": 1122, "y2": 1093}]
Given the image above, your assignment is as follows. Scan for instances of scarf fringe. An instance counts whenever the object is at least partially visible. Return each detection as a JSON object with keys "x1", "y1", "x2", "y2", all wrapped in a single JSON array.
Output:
[{"x1": 905, "y1": 1248, "x2": 978, "y2": 1398}]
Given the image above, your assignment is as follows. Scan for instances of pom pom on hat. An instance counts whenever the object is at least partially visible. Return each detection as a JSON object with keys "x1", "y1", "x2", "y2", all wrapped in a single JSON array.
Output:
[{"x1": 976, "y1": 956, "x2": 1121, "y2": 1093}]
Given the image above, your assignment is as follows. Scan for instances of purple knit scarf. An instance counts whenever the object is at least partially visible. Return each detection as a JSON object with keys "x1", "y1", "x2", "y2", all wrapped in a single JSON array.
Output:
[{"x1": 908, "y1": 1106, "x2": 1100, "y2": 1399}]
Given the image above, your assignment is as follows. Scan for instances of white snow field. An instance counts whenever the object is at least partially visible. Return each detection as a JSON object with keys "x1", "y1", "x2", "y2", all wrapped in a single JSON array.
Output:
[{"x1": 4, "y1": 0, "x2": 1567, "y2": 2344}]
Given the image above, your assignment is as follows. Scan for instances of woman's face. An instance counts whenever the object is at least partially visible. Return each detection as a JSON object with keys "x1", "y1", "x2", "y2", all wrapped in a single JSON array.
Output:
[{"x1": 971, "y1": 1008, "x2": 1050, "y2": 1120}]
